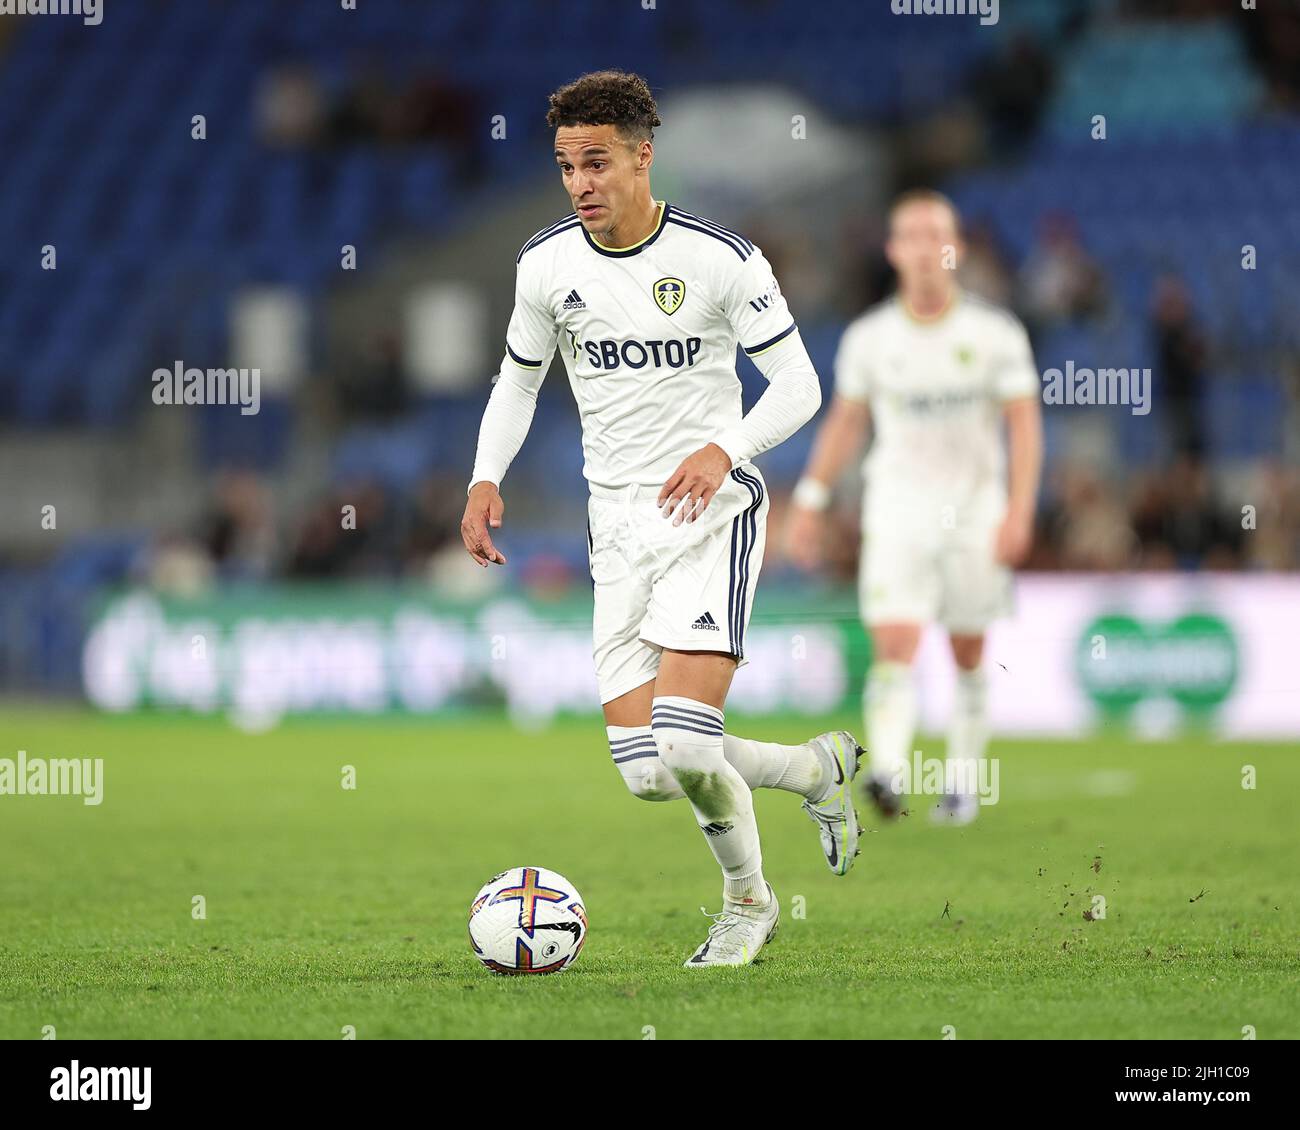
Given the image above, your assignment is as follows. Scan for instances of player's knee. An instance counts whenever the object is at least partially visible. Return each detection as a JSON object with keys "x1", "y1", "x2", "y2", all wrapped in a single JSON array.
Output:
[
  {"x1": 872, "y1": 625, "x2": 922, "y2": 665},
  {"x1": 875, "y1": 644, "x2": 914, "y2": 665},
  {"x1": 651, "y1": 697, "x2": 728, "y2": 804},
  {"x1": 608, "y1": 727, "x2": 684, "y2": 802},
  {"x1": 950, "y1": 634, "x2": 985, "y2": 670},
  {"x1": 617, "y1": 758, "x2": 682, "y2": 802}
]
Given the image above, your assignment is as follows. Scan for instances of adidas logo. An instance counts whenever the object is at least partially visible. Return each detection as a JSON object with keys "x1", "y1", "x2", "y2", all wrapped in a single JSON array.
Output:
[
  {"x1": 691, "y1": 611, "x2": 720, "y2": 631},
  {"x1": 561, "y1": 289, "x2": 586, "y2": 310},
  {"x1": 700, "y1": 821, "x2": 734, "y2": 837}
]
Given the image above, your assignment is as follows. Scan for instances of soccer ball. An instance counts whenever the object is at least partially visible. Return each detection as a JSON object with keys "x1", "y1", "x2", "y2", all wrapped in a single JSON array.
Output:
[{"x1": 468, "y1": 866, "x2": 588, "y2": 975}]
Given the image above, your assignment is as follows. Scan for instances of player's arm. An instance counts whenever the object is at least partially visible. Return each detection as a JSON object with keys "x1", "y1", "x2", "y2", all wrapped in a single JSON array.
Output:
[
  {"x1": 712, "y1": 329, "x2": 822, "y2": 467},
  {"x1": 659, "y1": 251, "x2": 822, "y2": 522},
  {"x1": 798, "y1": 395, "x2": 871, "y2": 498},
  {"x1": 785, "y1": 322, "x2": 873, "y2": 570},
  {"x1": 462, "y1": 259, "x2": 558, "y2": 567},
  {"x1": 993, "y1": 317, "x2": 1044, "y2": 567},
  {"x1": 997, "y1": 395, "x2": 1042, "y2": 566}
]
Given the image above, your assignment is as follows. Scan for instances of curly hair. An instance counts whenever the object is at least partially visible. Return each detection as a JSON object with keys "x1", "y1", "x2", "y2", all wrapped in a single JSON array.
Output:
[{"x1": 546, "y1": 70, "x2": 661, "y2": 143}]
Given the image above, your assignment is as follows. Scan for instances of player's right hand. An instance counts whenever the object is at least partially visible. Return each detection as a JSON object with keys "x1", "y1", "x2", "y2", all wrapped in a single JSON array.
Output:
[
  {"x1": 784, "y1": 505, "x2": 824, "y2": 572},
  {"x1": 461, "y1": 482, "x2": 507, "y2": 567}
]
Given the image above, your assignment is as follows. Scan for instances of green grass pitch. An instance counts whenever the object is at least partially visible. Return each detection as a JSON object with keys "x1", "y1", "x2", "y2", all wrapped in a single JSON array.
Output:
[{"x1": 1, "y1": 706, "x2": 1296, "y2": 1040}]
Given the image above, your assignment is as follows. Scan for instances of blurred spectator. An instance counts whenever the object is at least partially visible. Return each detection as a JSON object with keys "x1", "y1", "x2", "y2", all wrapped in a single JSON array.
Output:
[
  {"x1": 286, "y1": 482, "x2": 405, "y2": 578},
  {"x1": 139, "y1": 535, "x2": 214, "y2": 598},
  {"x1": 336, "y1": 332, "x2": 411, "y2": 421},
  {"x1": 399, "y1": 70, "x2": 478, "y2": 150},
  {"x1": 198, "y1": 470, "x2": 277, "y2": 581},
  {"x1": 1042, "y1": 463, "x2": 1139, "y2": 571},
  {"x1": 1151, "y1": 274, "x2": 1208, "y2": 458},
  {"x1": 1240, "y1": 0, "x2": 1300, "y2": 111},
  {"x1": 959, "y1": 217, "x2": 1013, "y2": 307},
  {"x1": 1017, "y1": 212, "x2": 1109, "y2": 331},
  {"x1": 328, "y1": 63, "x2": 399, "y2": 144},
  {"x1": 321, "y1": 62, "x2": 478, "y2": 152},
  {"x1": 837, "y1": 213, "x2": 893, "y2": 317},
  {"x1": 402, "y1": 473, "x2": 463, "y2": 574},
  {"x1": 1131, "y1": 457, "x2": 1242, "y2": 570},
  {"x1": 970, "y1": 31, "x2": 1056, "y2": 159},
  {"x1": 286, "y1": 497, "x2": 355, "y2": 577},
  {"x1": 255, "y1": 64, "x2": 326, "y2": 148},
  {"x1": 340, "y1": 481, "x2": 406, "y2": 576},
  {"x1": 1240, "y1": 460, "x2": 1300, "y2": 570}
]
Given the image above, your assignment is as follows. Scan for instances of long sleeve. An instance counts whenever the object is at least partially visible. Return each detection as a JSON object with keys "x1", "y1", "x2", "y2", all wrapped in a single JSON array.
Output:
[
  {"x1": 713, "y1": 329, "x2": 822, "y2": 466},
  {"x1": 467, "y1": 255, "x2": 558, "y2": 491},
  {"x1": 468, "y1": 366, "x2": 545, "y2": 489},
  {"x1": 712, "y1": 248, "x2": 822, "y2": 466}
]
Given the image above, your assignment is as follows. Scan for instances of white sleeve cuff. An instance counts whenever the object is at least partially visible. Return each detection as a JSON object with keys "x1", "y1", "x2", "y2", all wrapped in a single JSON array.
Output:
[{"x1": 712, "y1": 429, "x2": 752, "y2": 468}]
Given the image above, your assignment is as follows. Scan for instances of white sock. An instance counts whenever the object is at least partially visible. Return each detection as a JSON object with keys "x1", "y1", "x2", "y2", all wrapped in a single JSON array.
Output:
[
  {"x1": 722, "y1": 734, "x2": 824, "y2": 798},
  {"x1": 609, "y1": 727, "x2": 822, "y2": 802},
  {"x1": 607, "y1": 725, "x2": 684, "y2": 801},
  {"x1": 946, "y1": 667, "x2": 988, "y2": 797},
  {"x1": 866, "y1": 661, "x2": 916, "y2": 785},
  {"x1": 651, "y1": 696, "x2": 768, "y2": 908}
]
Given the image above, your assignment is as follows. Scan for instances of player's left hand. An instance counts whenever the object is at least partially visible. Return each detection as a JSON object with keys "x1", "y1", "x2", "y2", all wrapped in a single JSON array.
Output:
[
  {"x1": 658, "y1": 443, "x2": 732, "y2": 526},
  {"x1": 994, "y1": 509, "x2": 1033, "y2": 566}
]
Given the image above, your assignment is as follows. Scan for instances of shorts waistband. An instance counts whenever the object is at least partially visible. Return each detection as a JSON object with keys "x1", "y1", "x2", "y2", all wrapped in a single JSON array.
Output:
[{"x1": 588, "y1": 482, "x2": 663, "y2": 502}]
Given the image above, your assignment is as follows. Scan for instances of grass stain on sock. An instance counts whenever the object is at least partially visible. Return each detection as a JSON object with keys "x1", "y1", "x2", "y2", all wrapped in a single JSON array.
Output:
[{"x1": 672, "y1": 770, "x2": 733, "y2": 821}]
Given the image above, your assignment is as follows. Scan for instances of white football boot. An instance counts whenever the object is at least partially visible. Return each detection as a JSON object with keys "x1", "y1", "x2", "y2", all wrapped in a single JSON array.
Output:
[
  {"x1": 801, "y1": 731, "x2": 865, "y2": 875},
  {"x1": 683, "y1": 884, "x2": 780, "y2": 968}
]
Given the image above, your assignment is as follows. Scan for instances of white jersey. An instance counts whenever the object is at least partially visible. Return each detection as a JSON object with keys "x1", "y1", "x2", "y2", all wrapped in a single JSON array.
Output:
[
  {"x1": 834, "y1": 292, "x2": 1039, "y2": 528},
  {"x1": 500, "y1": 200, "x2": 801, "y2": 491}
]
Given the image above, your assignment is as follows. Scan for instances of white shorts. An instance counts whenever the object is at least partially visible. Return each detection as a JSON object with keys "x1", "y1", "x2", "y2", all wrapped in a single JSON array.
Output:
[
  {"x1": 859, "y1": 517, "x2": 1012, "y2": 635},
  {"x1": 587, "y1": 465, "x2": 769, "y2": 705}
]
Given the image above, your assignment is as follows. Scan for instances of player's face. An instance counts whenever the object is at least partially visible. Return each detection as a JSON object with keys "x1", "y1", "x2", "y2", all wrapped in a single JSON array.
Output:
[
  {"x1": 886, "y1": 201, "x2": 962, "y2": 290},
  {"x1": 554, "y1": 123, "x2": 650, "y2": 237}
]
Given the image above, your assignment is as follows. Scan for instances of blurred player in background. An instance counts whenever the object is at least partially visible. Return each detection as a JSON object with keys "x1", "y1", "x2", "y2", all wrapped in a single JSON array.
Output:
[
  {"x1": 787, "y1": 190, "x2": 1043, "y2": 824},
  {"x1": 462, "y1": 71, "x2": 864, "y2": 966}
]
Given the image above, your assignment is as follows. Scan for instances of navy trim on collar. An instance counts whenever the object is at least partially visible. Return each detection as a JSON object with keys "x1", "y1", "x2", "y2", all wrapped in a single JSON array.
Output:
[{"x1": 583, "y1": 202, "x2": 671, "y2": 258}]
